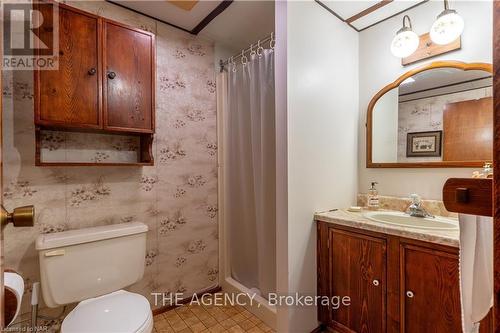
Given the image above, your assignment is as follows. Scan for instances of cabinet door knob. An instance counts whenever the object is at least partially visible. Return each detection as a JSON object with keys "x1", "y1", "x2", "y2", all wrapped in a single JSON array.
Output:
[
  {"x1": 406, "y1": 291, "x2": 414, "y2": 298},
  {"x1": 107, "y1": 71, "x2": 116, "y2": 79},
  {"x1": 88, "y1": 68, "x2": 96, "y2": 75},
  {"x1": 372, "y1": 279, "x2": 380, "y2": 286}
]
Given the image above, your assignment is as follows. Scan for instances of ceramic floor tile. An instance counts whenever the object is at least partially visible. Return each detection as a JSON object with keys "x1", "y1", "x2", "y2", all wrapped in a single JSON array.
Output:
[
  {"x1": 201, "y1": 317, "x2": 218, "y2": 328},
  {"x1": 153, "y1": 302, "x2": 276, "y2": 333},
  {"x1": 230, "y1": 313, "x2": 246, "y2": 324},
  {"x1": 208, "y1": 324, "x2": 227, "y2": 333},
  {"x1": 190, "y1": 322, "x2": 208, "y2": 333},
  {"x1": 219, "y1": 318, "x2": 237, "y2": 329},
  {"x1": 238, "y1": 320, "x2": 256, "y2": 331},
  {"x1": 227, "y1": 326, "x2": 246, "y2": 333}
]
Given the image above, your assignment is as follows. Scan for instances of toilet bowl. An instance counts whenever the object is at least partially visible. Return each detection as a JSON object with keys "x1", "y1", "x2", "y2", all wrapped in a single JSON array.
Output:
[
  {"x1": 36, "y1": 222, "x2": 151, "y2": 333},
  {"x1": 61, "y1": 290, "x2": 153, "y2": 333}
]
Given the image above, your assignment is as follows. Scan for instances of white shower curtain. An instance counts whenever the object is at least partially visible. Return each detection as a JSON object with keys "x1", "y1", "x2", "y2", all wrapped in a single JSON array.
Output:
[{"x1": 221, "y1": 49, "x2": 276, "y2": 298}]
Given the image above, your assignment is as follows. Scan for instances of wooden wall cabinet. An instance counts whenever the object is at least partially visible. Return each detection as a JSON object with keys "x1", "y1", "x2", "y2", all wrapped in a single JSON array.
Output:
[
  {"x1": 317, "y1": 221, "x2": 492, "y2": 333},
  {"x1": 103, "y1": 20, "x2": 155, "y2": 133},
  {"x1": 34, "y1": 2, "x2": 155, "y2": 165},
  {"x1": 35, "y1": 5, "x2": 101, "y2": 129}
]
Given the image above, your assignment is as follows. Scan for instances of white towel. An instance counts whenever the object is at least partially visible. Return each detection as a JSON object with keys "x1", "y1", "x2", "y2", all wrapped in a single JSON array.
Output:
[{"x1": 459, "y1": 214, "x2": 493, "y2": 333}]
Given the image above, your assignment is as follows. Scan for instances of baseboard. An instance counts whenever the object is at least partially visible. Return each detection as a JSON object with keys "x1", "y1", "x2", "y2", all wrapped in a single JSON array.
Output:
[{"x1": 152, "y1": 286, "x2": 222, "y2": 316}]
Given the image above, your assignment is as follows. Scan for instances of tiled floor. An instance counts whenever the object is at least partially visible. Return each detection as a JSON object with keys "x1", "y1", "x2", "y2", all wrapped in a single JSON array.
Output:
[{"x1": 153, "y1": 300, "x2": 275, "y2": 333}]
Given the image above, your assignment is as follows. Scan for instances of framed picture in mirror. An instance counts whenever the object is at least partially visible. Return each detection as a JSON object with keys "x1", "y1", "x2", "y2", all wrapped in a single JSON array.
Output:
[{"x1": 406, "y1": 131, "x2": 442, "y2": 157}]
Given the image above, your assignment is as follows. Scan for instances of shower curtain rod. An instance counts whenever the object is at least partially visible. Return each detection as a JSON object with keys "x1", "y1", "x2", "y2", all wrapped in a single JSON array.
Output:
[{"x1": 219, "y1": 32, "x2": 275, "y2": 72}]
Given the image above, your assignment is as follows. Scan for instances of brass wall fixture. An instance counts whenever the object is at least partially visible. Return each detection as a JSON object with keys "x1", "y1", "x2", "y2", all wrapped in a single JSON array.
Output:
[{"x1": 1, "y1": 205, "x2": 35, "y2": 227}]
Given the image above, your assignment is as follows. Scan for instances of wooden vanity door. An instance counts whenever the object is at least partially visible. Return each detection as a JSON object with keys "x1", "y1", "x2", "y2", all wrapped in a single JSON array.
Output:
[
  {"x1": 35, "y1": 5, "x2": 101, "y2": 129},
  {"x1": 329, "y1": 228, "x2": 386, "y2": 333},
  {"x1": 103, "y1": 20, "x2": 155, "y2": 133},
  {"x1": 401, "y1": 243, "x2": 462, "y2": 333}
]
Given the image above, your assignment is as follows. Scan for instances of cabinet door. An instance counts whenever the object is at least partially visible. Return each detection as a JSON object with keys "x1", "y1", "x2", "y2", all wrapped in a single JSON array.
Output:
[
  {"x1": 401, "y1": 244, "x2": 462, "y2": 333},
  {"x1": 329, "y1": 228, "x2": 386, "y2": 333},
  {"x1": 35, "y1": 5, "x2": 101, "y2": 128},
  {"x1": 103, "y1": 20, "x2": 154, "y2": 133}
]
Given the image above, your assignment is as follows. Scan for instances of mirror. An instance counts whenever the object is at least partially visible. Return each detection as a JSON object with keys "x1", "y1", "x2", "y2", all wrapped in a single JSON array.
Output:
[{"x1": 367, "y1": 61, "x2": 493, "y2": 168}]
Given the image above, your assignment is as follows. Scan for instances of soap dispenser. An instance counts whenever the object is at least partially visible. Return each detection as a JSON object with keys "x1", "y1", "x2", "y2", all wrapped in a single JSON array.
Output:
[{"x1": 367, "y1": 182, "x2": 379, "y2": 210}]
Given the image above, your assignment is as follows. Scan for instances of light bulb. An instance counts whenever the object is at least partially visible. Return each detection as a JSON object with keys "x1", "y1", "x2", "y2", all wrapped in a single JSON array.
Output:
[
  {"x1": 430, "y1": 9, "x2": 464, "y2": 45},
  {"x1": 391, "y1": 28, "x2": 419, "y2": 58}
]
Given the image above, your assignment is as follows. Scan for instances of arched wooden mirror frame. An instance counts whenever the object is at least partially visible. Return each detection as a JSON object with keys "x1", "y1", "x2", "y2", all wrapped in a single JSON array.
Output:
[{"x1": 366, "y1": 60, "x2": 493, "y2": 168}]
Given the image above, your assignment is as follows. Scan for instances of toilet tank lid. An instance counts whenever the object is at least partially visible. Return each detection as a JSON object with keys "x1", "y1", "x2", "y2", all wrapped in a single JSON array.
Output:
[{"x1": 35, "y1": 222, "x2": 148, "y2": 250}]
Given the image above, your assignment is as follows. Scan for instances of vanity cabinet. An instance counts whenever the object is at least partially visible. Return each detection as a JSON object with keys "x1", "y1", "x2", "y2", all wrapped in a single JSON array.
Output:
[
  {"x1": 325, "y1": 227, "x2": 386, "y2": 332},
  {"x1": 317, "y1": 221, "x2": 492, "y2": 333},
  {"x1": 401, "y1": 243, "x2": 462, "y2": 333},
  {"x1": 33, "y1": 2, "x2": 155, "y2": 165}
]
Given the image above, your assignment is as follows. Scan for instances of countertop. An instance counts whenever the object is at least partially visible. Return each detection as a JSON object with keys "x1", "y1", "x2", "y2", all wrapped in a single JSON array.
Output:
[{"x1": 314, "y1": 209, "x2": 459, "y2": 248}]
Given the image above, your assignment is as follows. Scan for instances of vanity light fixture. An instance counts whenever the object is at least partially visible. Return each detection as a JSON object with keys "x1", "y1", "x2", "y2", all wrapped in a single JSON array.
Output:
[
  {"x1": 391, "y1": 15, "x2": 419, "y2": 58},
  {"x1": 430, "y1": 0, "x2": 464, "y2": 45}
]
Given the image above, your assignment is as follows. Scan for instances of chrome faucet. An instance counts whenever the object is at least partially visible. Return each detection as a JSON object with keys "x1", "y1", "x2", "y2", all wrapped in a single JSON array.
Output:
[{"x1": 406, "y1": 194, "x2": 434, "y2": 218}]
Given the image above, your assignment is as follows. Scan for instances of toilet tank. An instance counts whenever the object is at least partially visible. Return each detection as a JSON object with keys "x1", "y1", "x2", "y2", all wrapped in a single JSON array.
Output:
[{"x1": 35, "y1": 222, "x2": 148, "y2": 308}]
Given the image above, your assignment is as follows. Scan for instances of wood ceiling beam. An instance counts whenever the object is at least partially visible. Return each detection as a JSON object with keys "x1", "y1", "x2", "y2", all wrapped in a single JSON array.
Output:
[
  {"x1": 191, "y1": 0, "x2": 233, "y2": 35},
  {"x1": 316, "y1": 0, "x2": 429, "y2": 32},
  {"x1": 345, "y1": 0, "x2": 393, "y2": 24}
]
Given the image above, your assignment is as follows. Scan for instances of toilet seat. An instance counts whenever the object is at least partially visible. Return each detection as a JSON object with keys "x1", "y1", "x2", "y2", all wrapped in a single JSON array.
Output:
[{"x1": 61, "y1": 290, "x2": 153, "y2": 333}]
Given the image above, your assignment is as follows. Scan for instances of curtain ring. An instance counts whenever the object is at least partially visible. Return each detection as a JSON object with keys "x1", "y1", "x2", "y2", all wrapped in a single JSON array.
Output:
[
  {"x1": 230, "y1": 56, "x2": 236, "y2": 72},
  {"x1": 270, "y1": 32, "x2": 275, "y2": 50},
  {"x1": 241, "y1": 50, "x2": 248, "y2": 66},
  {"x1": 256, "y1": 40, "x2": 264, "y2": 57},
  {"x1": 250, "y1": 43, "x2": 256, "y2": 57}
]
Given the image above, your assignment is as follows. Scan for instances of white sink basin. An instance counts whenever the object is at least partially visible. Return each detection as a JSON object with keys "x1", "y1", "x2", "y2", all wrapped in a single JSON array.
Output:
[{"x1": 363, "y1": 211, "x2": 458, "y2": 230}]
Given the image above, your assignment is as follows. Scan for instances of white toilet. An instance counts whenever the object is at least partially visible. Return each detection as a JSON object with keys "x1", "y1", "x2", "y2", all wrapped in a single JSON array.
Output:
[{"x1": 35, "y1": 222, "x2": 153, "y2": 333}]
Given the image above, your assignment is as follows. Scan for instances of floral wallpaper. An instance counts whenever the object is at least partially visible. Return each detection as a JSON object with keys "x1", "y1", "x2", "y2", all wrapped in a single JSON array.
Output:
[
  {"x1": 397, "y1": 86, "x2": 492, "y2": 162},
  {"x1": 40, "y1": 130, "x2": 141, "y2": 164},
  {"x1": 2, "y1": 0, "x2": 218, "y2": 318}
]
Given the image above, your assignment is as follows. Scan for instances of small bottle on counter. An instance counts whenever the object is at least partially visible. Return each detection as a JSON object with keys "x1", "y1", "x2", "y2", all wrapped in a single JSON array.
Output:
[
  {"x1": 472, "y1": 163, "x2": 493, "y2": 178},
  {"x1": 484, "y1": 163, "x2": 493, "y2": 178},
  {"x1": 367, "y1": 182, "x2": 379, "y2": 210}
]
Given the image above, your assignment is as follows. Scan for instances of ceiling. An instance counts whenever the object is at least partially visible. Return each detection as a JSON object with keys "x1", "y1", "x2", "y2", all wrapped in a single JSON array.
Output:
[
  {"x1": 200, "y1": 0, "x2": 274, "y2": 52},
  {"x1": 105, "y1": 0, "x2": 431, "y2": 49},
  {"x1": 317, "y1": 0, "x2": 428, "y2": 31},
  {"x1": 108, "y1": 0, "x2": 227, "y2": 33},
  {"x1": 399, "y1": 69, "x2": 492, "y2": 101},
  {"x1": 108, "y1": 0, "x2": 274, "y2": 52}
]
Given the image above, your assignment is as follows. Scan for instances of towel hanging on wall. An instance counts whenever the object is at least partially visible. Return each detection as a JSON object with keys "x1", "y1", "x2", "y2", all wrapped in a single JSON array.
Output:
[{"x1": 459, "y1": 213, "x2": 493, "y2": 333}]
